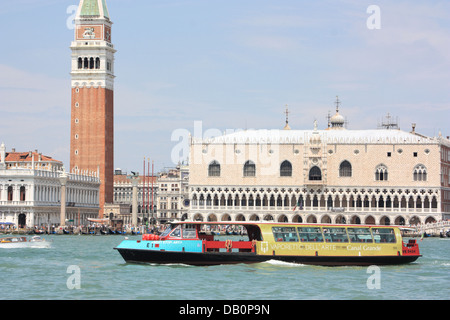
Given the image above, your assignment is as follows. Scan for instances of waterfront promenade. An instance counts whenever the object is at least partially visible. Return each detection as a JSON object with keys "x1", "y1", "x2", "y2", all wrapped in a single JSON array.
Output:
[{"x1": 2, "y1": 220, "x2": 450, "y2": 237}]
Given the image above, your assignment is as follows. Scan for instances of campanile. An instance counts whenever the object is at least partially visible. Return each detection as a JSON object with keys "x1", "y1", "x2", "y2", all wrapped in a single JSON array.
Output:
[{"x1": 70, "y1": 0, "x2": 115, "y2": 217}]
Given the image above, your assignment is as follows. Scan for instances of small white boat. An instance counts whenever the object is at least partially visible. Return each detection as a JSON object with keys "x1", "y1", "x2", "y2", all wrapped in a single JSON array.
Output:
[{"x1": 0, "y1": 236, "x2": 52, "y2": 249}]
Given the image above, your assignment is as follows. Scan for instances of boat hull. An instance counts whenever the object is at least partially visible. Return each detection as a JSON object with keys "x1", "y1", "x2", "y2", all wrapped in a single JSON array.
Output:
[
  {"x1": 115, "y1": 247, "x2": 420, "y2": 266},
  {"x1": 0, "y1": 241, "x2": 51, "y2": 249}
]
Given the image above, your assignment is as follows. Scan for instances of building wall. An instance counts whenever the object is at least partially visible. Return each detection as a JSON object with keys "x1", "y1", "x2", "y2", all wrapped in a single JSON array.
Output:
[
  {"x1": 188, "y1": 129, "x2": 447, "y2": 225},
  {"x1": 441, "y1": 143, "x2": 450, "y2": 216},
  {"x1": 0, "y1": 169, "x2": 100, "y2": 227},
  {"x1": 70, "y1": 86, "x2": 114, "y2": 218}
]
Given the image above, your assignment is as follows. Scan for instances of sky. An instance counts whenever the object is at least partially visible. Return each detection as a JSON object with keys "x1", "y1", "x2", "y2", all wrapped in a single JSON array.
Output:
[{"x1": 0, "y1": 0, "x2": 449, "y2": 174}]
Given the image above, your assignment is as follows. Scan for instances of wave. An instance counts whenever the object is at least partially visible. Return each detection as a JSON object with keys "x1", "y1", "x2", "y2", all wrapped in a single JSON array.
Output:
[{"x1": 262, "y1": 259, "x2": 307, "y2": 267}]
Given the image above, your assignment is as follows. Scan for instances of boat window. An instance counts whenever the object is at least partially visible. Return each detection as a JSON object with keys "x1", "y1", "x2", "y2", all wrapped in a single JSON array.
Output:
[
  {"x1": 347, "y1": 228, "x2": 373, "y2": 243},
  {"x1": 297, "y1": 227, "x2": 324, "y2": 242},
  {"x1": 272, "y1": 227, "x2": 298, "y2": 242},
  {"x1": 160, "y1": 225, "x2": 174, "y2": 238},
  {"x1": 372, "y1": 228, "x2": 396, "y2": 243},
  {"x1": 170, "y1": 225, "x2": 181, "y2": 238},
  {"x1": 323, "y1": 227, "x2": 349, "y2": 243},
  {"x1": 182, "y1": 224, "x2": 197, "y2": 239}
]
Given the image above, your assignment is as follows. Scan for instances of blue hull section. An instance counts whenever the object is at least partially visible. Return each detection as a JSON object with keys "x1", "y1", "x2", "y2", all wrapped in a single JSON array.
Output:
[{"x1": 115, "y1": 240, "x2": 203, "y2": 253}]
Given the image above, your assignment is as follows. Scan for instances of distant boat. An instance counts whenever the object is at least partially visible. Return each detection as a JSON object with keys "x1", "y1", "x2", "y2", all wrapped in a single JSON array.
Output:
[{"x1": 0, "y1": 236, "x2": 51, "y2": 249}]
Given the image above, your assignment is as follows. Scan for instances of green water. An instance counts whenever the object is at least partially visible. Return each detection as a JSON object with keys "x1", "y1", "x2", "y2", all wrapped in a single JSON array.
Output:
[{"x1": 0, "y1": 235, "x2": 448, "y2": 300}]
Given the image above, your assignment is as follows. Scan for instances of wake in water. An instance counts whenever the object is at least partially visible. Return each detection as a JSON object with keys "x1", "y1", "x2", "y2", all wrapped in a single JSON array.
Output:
[{"x1": 262, "y1": 259, "x2": 307, "y2": 267}]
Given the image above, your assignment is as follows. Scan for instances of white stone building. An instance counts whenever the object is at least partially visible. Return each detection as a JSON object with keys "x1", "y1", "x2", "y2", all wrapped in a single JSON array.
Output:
[
  {"x1": 0, "y1": 143, "x2": 100, "y2": 228},
  {"x1": 156, "y1": 165, "x2": 190, "y2": 223},
  {"x1": 188, "y1": 104, "x2": 450, "y2": 225}
]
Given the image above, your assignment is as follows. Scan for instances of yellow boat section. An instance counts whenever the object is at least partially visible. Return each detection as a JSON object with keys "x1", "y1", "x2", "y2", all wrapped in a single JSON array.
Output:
[{"x1": 255, "y1": 223, "x2": 403, "y2": 257}]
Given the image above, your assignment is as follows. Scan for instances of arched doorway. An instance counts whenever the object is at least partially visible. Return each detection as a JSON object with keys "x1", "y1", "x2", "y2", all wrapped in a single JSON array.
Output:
[
  {"x1": 364, "y1": 216, "x2": 376, "y2": 225},
  {"x1": 380, "y1": 216, "x2": 390, "y2": 225},
  {"x1": 18, "y1": 213, "x2": 27, "y2": 228},
  {"x1": 425, "y1": 216, "x2": 437, "y2": 224},
  {"x1": 409, "y1": 216, "x2": 421, "y2": 225},
  {"x1": 350, "y1": 215, "x2": 361, "y2": 224},
  {"x1": 193, "y1": 213, "x2": 204, "y2": 221},
  {"x1": 207, "y1": 214, "x2": 218, "y2": 222},
  {"x1": 320, "y1": 215, "x2": 331, "y2": 224},
  {"x1": 395, "y1": 216, "x2": 406, "y2": 225},
  {"x1": 335, "y1": 215, "x2": 346, "y2": 224},
  {"x1": 221, "y1": 214, "x2": 231, "y2": 221}
]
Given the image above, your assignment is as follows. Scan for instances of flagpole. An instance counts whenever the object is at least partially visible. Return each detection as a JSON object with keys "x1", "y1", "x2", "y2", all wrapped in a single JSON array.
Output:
[
  {"x1": 147, "y1": 158, "x2": 150, "y2": 217},
  {"x1": 151, "y1": 160, "x2": 154, "y2": 222},
  {"x1": 143, "y1": 157, "x2": 146, "y2": 225}
]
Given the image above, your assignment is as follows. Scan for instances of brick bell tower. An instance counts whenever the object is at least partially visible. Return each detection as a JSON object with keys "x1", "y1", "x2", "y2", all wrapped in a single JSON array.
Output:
[{"x1": 70, "y1": 0, "x2": 115, "y2": 217}]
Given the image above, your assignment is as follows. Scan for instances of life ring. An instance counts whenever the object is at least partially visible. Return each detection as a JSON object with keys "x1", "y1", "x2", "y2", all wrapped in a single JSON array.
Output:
[{"x1": 225, "y1": 239, "x2": 232, "y2": 251}]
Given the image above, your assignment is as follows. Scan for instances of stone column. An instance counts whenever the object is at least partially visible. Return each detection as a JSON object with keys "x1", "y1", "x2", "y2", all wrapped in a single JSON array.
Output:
[
  {"x1": 59, "y1": 172, "x2": 68, "y2": 227},
  {"x1": 130, "y1": 176, "x2": 139, "y2": 227}
]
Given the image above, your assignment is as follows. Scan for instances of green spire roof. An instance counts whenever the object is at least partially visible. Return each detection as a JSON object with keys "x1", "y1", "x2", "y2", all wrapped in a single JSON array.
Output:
[{"x1": 80, "y1": 0, "x2": 110, "y2": 19}]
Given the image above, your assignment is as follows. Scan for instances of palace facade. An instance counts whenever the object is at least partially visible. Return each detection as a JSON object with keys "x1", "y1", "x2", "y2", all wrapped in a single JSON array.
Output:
[
  {"x1": 188, "y1": 105, "x2": 450, "y2": 225},
  {"x1": 0, "y1": 143, "x2": 100, "y2": 228}
]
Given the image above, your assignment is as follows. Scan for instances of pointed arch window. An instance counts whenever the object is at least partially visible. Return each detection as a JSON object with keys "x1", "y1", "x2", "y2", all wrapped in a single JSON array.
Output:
[
  {"x1": 280, "y1": 160, "x2": 292, "y2": 177},
  {"x1": 339, "y1": 160, "x2": 352, "y2": 177},
  {"x1": 208, "y1": 161, "x2": 221, "y2": 177},
  {"x1": 413, "y1": 164, "x2": 427, "y2": 181},
  {"x1": 375, "y1": 164, "x2": 388, "y2": 181},
  {"x1": 309, "y1": 166, "x2": 322, "y2": 181},
  {"x1": 243, "y1": 160, "x2": 256, "y2": 177}
]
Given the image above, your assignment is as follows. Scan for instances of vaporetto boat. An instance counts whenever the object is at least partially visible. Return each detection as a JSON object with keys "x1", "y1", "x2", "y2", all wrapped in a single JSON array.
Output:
[{"x1": 114, "y1": 221, "x2": 421, "y2": 266}]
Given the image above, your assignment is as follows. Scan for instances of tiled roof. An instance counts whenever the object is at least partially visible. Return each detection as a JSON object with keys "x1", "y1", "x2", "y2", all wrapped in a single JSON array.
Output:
[{"x1": 5, "y1": 151, "x2": 62, "y2": 163}]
